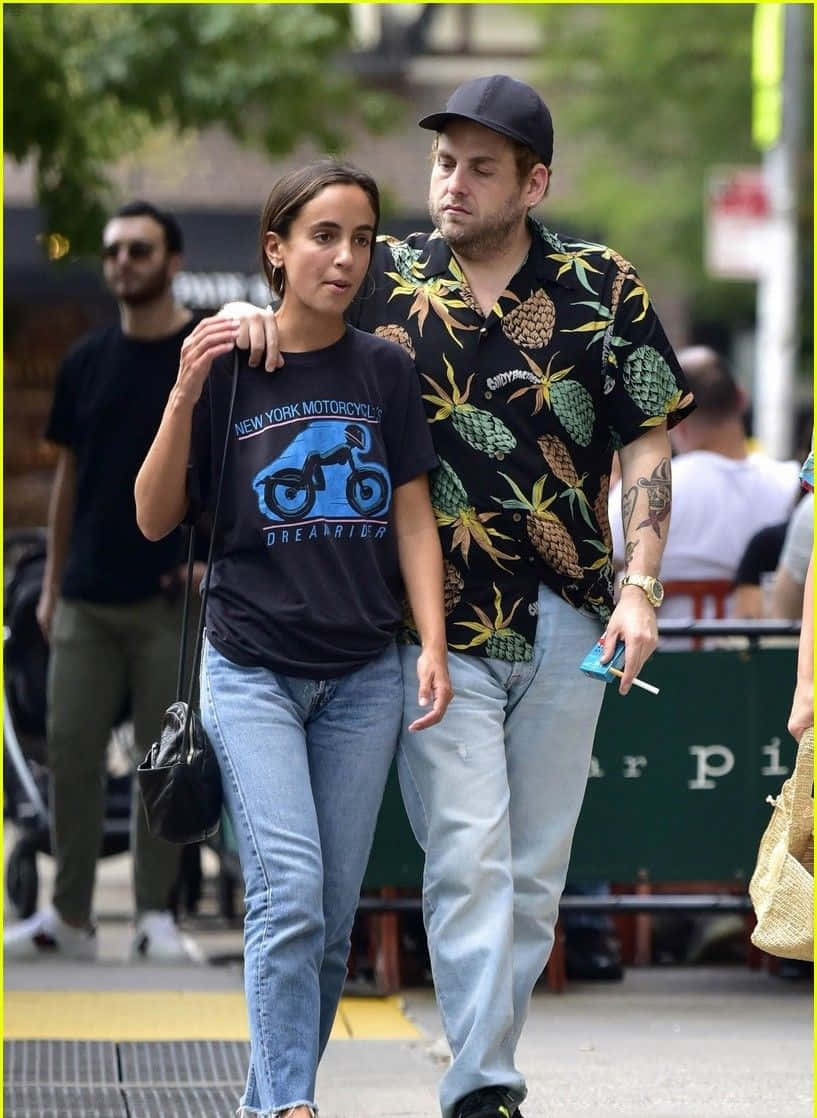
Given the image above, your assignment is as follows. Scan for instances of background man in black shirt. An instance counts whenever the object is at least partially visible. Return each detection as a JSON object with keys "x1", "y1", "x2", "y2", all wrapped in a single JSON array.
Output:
[{"x1": 5, "y1": 201, "x2": 200, "y2": 963}]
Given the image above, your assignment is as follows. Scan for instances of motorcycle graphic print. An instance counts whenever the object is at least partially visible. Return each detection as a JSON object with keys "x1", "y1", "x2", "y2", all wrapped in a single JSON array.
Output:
[{"x1": 252, "y1": 420, "x2": 391, "y2": 523}]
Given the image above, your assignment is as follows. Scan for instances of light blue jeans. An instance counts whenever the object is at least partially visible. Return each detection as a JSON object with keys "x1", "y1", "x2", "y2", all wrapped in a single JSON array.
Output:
[
  {"x1": 398, "y1": 586, "x2": 604, "y2": 1117},
  {"x1": 200, "y1": 636, "x2": 402, "y2": 1117}
]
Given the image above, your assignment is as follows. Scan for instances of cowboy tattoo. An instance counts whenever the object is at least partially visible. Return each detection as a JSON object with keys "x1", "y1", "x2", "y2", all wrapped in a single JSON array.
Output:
[{"x1": 635, "y1": 457, "x2": 671, "y2": 537}]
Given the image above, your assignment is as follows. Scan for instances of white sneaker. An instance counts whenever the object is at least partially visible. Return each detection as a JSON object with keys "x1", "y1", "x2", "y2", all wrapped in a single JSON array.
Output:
[
  {"x1": 4, "y1": 904, "x2": 97, "y2": 961},
  {"x1": 130, "y1": 910, "x2": 204, "y2": 963}
]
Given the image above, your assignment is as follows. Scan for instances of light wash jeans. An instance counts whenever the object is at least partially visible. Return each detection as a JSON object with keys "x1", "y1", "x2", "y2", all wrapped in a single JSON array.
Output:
[
  {"x1": 398, "y1": 586, "x2": 604, "y2": 1118},
  {"x1": 200, "y1": 636, "x2": 402, "y2": 1118}
]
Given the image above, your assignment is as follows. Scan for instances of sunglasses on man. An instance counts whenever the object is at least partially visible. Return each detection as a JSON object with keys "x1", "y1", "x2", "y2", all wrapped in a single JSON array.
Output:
[{"x1": 101, "y1": 240, "x2": 157, "y2": 261}]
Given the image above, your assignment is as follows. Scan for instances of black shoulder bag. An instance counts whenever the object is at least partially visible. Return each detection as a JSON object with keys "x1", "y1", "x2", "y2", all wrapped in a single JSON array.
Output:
[{"x1": 137, "y1": 353, "x2": 239, "y2": 845}]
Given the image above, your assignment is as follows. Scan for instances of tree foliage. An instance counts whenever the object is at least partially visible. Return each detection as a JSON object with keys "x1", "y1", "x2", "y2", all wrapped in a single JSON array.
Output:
[
  {"x1": 533, "y1": 4, "x2": 812, "y2": 329},
  {"x1": 4, "y1": 3, "x2": 395, "y2": 256}
]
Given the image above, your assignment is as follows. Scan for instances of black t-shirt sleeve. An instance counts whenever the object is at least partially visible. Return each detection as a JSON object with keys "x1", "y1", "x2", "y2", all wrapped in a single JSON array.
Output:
[
  {"x1": 735, "y1": 522, "x2": 788, "y2": 585},
  {"x1": 187, "y1": 370, "x2": 215, "y2": 522},
  {"x1": 45, "y1": 346, "x2": 84, "y2": 448},
  {"x1": 378, "y1": 344, "x2": 437, "y2": 487}
]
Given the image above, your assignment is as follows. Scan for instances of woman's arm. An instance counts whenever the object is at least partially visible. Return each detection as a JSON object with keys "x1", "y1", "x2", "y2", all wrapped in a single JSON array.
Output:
[
  {"x1": 392, "y1": 475, "x2": 453, "y2": 730},
  {"x1": 135, "y1": 316, "x2": 239, "y2": 540},
  {"x1": 787, "y1": 555, "x2": 813, "y2": 742}
]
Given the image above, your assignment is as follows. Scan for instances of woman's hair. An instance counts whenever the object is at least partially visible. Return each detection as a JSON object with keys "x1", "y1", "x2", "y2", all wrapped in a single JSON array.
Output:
[{"x1": 259, "y1": 158, "x2": 380, "y2": 298}]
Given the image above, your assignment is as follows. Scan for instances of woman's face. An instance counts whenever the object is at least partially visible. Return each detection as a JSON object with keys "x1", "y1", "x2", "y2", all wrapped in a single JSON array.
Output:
[{"x1": 265, "y1": 183, "x2": 375, "y2": 319}]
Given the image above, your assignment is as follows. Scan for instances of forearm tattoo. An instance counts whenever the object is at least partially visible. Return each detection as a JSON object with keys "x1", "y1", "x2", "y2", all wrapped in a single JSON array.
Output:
[
  {"x1": 622, "y1": 457, "x2": 671, "y2": 569},
  {"x1": 622, "y1": 485, "x2": 638, "y2": 537},
  {"x1": 635, "y1": 457, "x2": 671, "y2": 536}
]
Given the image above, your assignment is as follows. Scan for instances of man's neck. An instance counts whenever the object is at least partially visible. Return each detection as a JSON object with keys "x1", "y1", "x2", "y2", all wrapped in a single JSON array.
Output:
[
  {"x1": 687, "y1": 420, "x2": 749, "y2": 461},
  {"x1": 451, "y1": 220, "x2": 533, "y2": 317},
  {"x1": 119, "y1": 293, "x2": 192, "y2": 340}
]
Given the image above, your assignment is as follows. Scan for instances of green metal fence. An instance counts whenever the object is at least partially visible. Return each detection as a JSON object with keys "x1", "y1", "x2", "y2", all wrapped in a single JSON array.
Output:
[{"x1": 362, "y1": 645, "x2": 799, "y2": 890}]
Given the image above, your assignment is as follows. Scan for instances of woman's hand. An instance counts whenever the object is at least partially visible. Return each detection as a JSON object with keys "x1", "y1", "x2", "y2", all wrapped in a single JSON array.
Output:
[{"x1": 407, "y1": 644, "x2": 453, "y2": 732}]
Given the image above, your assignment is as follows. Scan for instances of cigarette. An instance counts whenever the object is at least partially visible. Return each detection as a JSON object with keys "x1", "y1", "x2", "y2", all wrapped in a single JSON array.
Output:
[{"x1": 608, "y1": 666, "x2": 660, "y2": 695}]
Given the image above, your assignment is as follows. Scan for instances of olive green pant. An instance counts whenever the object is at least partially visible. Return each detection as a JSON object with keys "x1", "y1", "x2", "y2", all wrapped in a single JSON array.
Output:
[{"x1": 46, "y1": 595, "x2": 188, "y2": 925}]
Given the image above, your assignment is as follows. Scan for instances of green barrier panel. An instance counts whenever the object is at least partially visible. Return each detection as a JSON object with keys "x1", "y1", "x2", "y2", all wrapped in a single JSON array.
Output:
[{"x1": 362, "y1": 645, "x2": 798, "y2": 890}]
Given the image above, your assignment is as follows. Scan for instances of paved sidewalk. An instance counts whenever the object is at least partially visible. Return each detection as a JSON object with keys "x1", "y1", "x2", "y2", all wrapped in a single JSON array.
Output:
[{"x1": 4, "y1": 844, "x2": 813, "y2": 1118}]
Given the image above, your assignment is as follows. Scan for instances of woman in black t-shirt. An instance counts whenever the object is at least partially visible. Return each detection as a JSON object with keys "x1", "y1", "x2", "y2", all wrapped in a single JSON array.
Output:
[{"x1": 136, "y1": 160, "x2": 451, "y2": 1118}]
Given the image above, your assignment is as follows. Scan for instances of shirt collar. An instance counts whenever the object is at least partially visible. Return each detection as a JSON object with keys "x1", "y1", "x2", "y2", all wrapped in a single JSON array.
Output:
[{"x1": 418, "y1": 220, "x2": 584, "y2": 293}]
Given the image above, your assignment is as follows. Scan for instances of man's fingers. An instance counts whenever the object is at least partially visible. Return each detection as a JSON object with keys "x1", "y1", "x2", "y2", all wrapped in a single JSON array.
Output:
[
  {"x1": 264, "y1": 315, "x2": 284, "y2": 372},
  {"x1": 247, "y1": 317, "x2": 267, "y2": 368}
]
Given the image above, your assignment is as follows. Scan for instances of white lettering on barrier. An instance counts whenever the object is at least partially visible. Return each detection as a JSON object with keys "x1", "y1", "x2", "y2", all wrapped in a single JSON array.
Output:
[
  {"x1": 761, "y1": 736, "x2": 789, "y2": 777},
  {"x1": 622, "y1": 755, "x2": 648, "y2": 778},
  {"x1": 588, "y1": 756, "x2": 605, "y2": 779},
  {"x1": 688, "y1": 745, "x2": 735, "y2": 790}
]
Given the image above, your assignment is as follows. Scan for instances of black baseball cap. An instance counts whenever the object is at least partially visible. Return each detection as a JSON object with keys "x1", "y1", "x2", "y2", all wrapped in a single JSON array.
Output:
[{"x1": 418, "y1": 74, "x2": 553, "y2": 167}]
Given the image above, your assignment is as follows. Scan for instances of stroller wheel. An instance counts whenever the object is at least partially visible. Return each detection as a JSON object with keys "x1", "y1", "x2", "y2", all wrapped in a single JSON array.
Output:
[{"x1": 6, "y1": 838, "x2": 39, "y2": 918}]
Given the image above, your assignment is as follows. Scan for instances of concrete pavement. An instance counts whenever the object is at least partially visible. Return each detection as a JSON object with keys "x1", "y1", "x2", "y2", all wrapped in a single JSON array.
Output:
[{"x1": 3, "y1": 842, "x2": 813, "y2": 1118}]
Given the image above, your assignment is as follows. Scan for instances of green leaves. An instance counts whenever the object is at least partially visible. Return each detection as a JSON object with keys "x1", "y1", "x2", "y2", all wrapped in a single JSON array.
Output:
[
  {"x1": 533, "y1": 5, "x2": 757, "y2": 292},
  {"x1": 4, "y1": 4, "x2": 396, "y2": 256}
]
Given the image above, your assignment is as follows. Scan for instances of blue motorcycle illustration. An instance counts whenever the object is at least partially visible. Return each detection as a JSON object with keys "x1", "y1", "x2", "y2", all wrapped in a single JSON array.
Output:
[{"x1": 253, "y1": 422, "x2": 391, "y2": 522}]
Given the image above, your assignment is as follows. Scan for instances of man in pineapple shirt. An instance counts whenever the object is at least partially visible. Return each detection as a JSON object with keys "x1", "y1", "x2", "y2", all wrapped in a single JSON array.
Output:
[{"x1": 227, "y1": 74, "x2": 693, "y2": 1118}]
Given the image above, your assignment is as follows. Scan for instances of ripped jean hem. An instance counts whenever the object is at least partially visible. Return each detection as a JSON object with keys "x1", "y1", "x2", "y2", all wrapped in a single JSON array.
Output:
[{"x1": 237, "y1": 1103, "x2": 318, "y2": 1118}]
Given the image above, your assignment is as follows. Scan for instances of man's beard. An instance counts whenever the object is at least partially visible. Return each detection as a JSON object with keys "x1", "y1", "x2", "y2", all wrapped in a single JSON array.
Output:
[
  {"x1": 428, "y1": 195, "x2": 527, "y2": 260},
  {"x1": 111, "y1": 261, "x2": 172, "y2": 307}
]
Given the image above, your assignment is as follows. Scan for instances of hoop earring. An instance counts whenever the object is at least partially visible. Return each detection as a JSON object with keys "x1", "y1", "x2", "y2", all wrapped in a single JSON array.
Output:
[
  {"x1": 270, "y1": 265, "x2": 285, "y2": 296},
  {"x1": 360, "y1": 272, "x2": 376, "y2": 300}
]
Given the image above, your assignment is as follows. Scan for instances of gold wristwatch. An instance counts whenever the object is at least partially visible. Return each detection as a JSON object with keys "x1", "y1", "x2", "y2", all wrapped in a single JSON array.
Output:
[{"x1": 620, "y1": 573, "x2": 664, "y2": 608}]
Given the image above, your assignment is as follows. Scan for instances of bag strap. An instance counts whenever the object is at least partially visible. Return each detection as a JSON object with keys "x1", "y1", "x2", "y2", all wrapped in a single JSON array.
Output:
[
  {"x1": 174, "y1": 351, "x2": 240, "y2": 721},
  {"x1": 788, "y1": 726, "x2": 814, "y2": 852}
]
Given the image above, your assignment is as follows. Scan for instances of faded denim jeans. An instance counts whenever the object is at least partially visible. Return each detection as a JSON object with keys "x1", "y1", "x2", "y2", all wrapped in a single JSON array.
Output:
[
  {"x1": 200, "y1": 636, "x2": 401, "y2": 1117},
  {"x1": 398, "y1": 586, "x2": 604, "y2": 1117}
]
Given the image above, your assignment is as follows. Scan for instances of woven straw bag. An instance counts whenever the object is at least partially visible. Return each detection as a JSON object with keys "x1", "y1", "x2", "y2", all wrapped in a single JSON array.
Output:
[{"x1": 749, "y1": 727, "x2": 813, "y2": 961}]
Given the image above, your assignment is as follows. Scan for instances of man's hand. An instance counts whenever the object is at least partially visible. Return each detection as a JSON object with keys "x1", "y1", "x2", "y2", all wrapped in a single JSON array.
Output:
[
  {"x1": 407, "y1": 645, "x2": 453, "y2": 732},
  {"x1": 220, "y1": 302, "x2": 282, "y2": 371},
  {"x1": 600, "y1": 586, "x2": 658, "y2": 695},
  {"x1": 36, "y1": 585, "x2": 57, "y2": 642}
]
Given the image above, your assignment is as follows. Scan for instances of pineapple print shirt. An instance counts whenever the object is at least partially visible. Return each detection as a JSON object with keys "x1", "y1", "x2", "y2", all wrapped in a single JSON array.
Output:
[{"x1": 351, "y1": 220, "x2": 694, "y2": 662}]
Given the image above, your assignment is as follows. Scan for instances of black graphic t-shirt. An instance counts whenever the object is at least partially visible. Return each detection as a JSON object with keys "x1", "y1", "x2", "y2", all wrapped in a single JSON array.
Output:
[{"x1": 189, "y1": 327, "x2": 437, "y2": 678}]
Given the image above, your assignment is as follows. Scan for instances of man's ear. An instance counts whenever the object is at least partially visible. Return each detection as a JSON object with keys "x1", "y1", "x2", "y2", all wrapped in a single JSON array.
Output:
[
  {"x1": 525, "y1": 164, "x2": 550, "y2": 208},
  {"x1": 167, "y1": 252, "x2": 184, "y2": 280}
]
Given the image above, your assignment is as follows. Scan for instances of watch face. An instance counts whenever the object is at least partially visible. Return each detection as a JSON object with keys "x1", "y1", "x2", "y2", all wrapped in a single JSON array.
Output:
[{"x1": 652, "y1": 582, "x2": 665, "y2": 605}]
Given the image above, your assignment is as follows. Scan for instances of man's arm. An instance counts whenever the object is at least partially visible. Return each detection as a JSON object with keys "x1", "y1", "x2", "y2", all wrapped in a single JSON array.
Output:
[
  {"x1": 37, "y1": 447, "x2": 75, "y2": 640},
  {"x1": 769, "y1": 566, "x2": 806, "y2": 620},
  {"x1": 787, "y1": 555, "x2": 813, "y2": 742},
  {"x1": 602, "y1": 423, "x2": 672, "y2": 693}
]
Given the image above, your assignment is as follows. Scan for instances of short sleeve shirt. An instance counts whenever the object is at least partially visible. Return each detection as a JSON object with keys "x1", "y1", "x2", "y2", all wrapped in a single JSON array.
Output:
[
  {"x1": 45, "y1": 322, "x2": 194, "y2": 602},
  {"x1": 189, "y1": 328, "x2": 437, "y2": 678},
  {"x1": 779, "y1": 493, "x2": 814, "y2": 584},
  {"x1": 353, "y1": 220, "x2": 693, "y2": 660}
]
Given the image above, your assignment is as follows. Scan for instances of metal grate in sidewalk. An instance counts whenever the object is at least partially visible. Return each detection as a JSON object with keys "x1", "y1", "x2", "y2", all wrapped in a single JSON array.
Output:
[
  {"x1": 3, "y1": 1084, "x2": 127, "y2": 1118},
  {"x1": 3, "y1": 1039, "x2": 246, "y2": 1118},
  {"x1": 119, "y1": 1040, "x2": 248, "y2": 1085},
  {"x1": 124, "y1": 1086, "x2": 243, "y2": 1117},
  {"x1": 3, "y1": 1040, "x2": 120, "y2": 1085}
]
